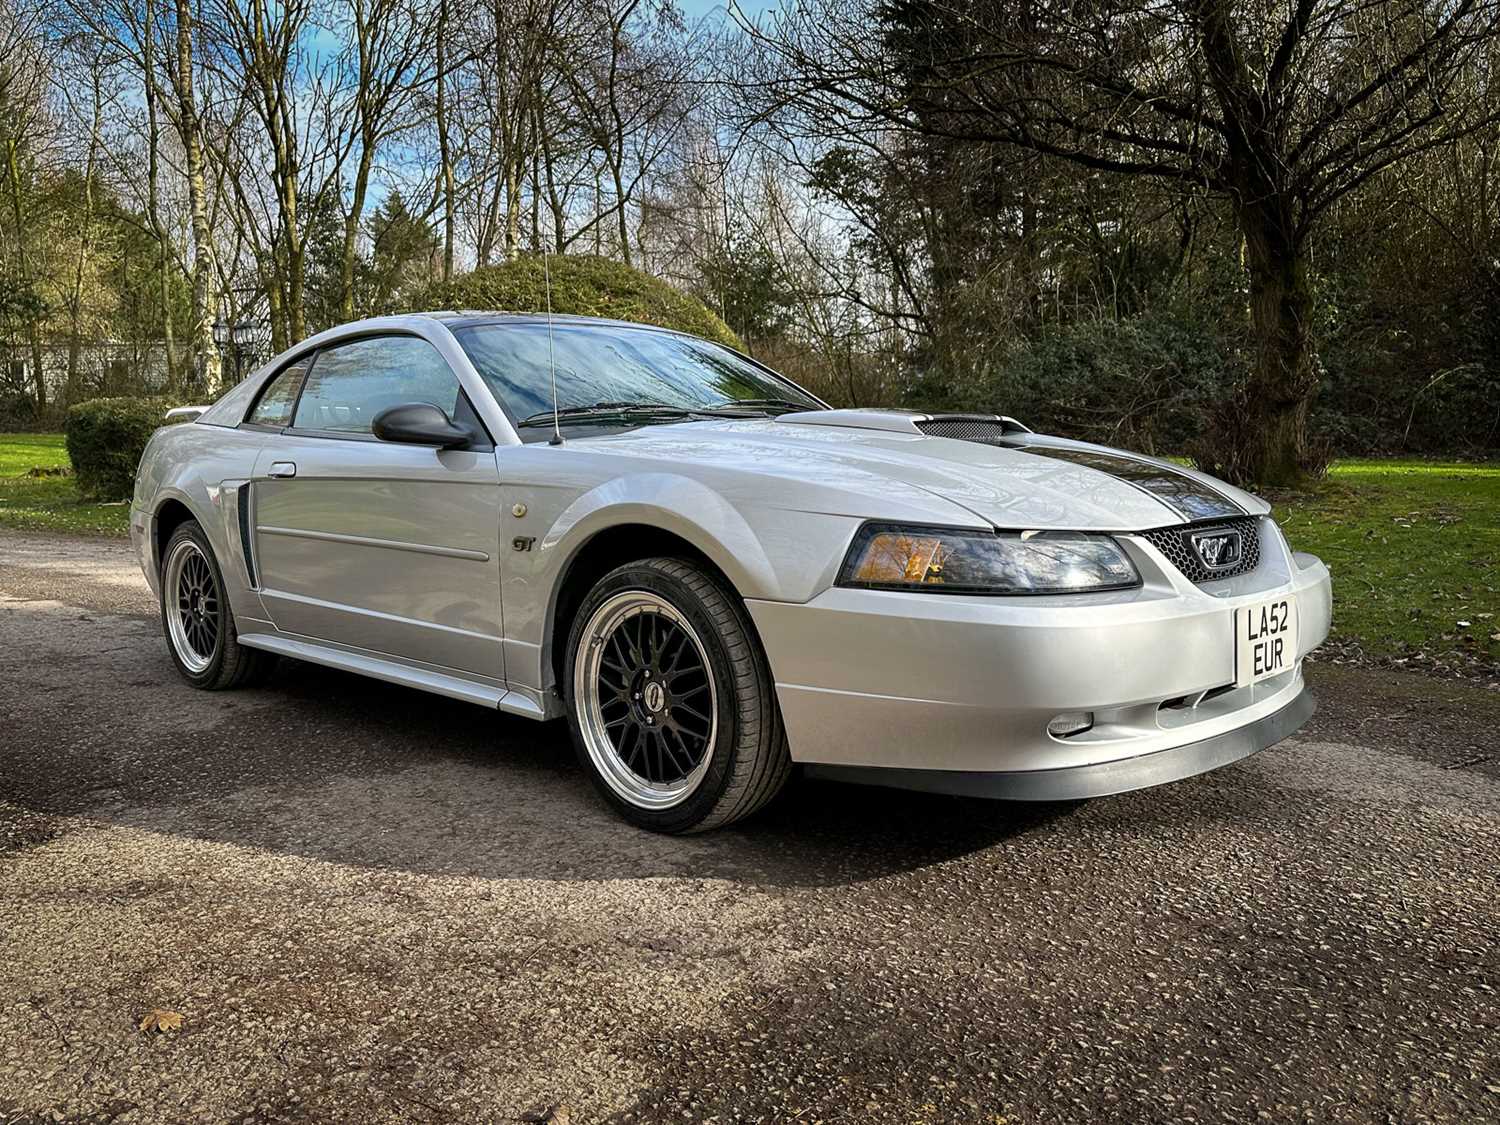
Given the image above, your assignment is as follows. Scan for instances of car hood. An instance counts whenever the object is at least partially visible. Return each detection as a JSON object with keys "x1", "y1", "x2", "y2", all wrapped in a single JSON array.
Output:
[{"x1": 573, "y1": 410, "x2": 1264, "y2": 532}]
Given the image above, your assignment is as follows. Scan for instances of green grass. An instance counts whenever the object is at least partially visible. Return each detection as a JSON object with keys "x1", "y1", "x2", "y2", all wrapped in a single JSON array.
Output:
[
  {"x1": 0, "y1": 432, "x2": 131, "y2": 536},
  {"x1": 0, "y1": 432, "x2": 70, "y2": 476},
  {"x1": 1274, "y1": 459, "x2": 1500, "y2": 672},
  {"x1": 1, "y1": 432, "x2": 1495, "y2": 671}
]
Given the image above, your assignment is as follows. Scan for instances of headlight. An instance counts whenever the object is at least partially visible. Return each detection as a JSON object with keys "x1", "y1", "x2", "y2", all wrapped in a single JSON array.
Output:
[{"x1": 837, "y1": 523, "x2": 1140, "y2": 595}]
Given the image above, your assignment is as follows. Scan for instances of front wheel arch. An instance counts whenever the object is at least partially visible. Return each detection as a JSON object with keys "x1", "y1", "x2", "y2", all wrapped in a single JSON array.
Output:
[
  {"x1": 548, "y1": 523, "x2": 759, "y2": 703},
  {"x1": 152, "y1": 497, "x2": 198, "y2": 579}
]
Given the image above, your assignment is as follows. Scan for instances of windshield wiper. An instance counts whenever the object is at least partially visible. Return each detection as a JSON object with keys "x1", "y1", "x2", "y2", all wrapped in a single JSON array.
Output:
[
  {"x1": 516, "y1": 397, "x2": 813, "y2": 428},
  {"x1": 714, "y1": 397, "x2": 811, "y2": 412},
  {"x1": 686, "y1": 397, "x2": 815, "y2": 418},
  {"x1": 517, "y1": 402, "x2": 693, "y2": 427}
]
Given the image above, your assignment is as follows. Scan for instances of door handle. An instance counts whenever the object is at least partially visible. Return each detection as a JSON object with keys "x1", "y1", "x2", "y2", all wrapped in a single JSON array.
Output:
[{"x1": 268, "y1": 461, "x2": 297, "y2": 479}]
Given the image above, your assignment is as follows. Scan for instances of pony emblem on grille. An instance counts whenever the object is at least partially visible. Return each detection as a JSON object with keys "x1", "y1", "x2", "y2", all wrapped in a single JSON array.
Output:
[{"x1": 1191, "y1": 529, "x2": 1243, "y2": 570}]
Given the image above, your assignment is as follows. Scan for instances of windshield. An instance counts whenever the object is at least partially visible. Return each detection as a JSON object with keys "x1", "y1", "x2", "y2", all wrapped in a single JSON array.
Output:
[{"x1": 452, "y1": 322, "x2": 823, "y2": 428}]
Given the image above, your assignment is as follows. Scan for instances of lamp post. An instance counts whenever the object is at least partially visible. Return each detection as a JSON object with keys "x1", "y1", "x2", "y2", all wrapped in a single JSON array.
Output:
[
  {"x1": 212, "y1": 316, "x2": 260, "y2": 386},
  {"x1": 212, "y1": 317, "x2": 232, "y2": 387}
]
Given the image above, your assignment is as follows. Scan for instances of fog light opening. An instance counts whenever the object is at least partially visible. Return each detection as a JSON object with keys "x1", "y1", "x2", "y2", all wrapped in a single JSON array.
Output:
[{"x1": 1047, "y1": 711, "x2": 1095, "y2": 738}]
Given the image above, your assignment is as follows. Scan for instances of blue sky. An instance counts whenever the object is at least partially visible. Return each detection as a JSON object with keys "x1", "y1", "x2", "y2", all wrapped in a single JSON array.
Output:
[{"x1": 676, "y1": 0, "x2": 778, "y2": 24}]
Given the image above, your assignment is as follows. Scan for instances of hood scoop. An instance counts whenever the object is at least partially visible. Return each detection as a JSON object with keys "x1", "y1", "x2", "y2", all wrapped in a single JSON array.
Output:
[
  {"x1": 913, "y1": 414, "x2": 1032, "y2": 443},
  {"x1": 777, "y1": 409, "x2": 1031, "y2": 438}
]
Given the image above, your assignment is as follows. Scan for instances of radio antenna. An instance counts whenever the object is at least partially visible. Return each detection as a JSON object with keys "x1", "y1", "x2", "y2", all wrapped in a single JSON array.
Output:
[{"x1": 543, "y1": 249, "x2": 563, "y2": 446}]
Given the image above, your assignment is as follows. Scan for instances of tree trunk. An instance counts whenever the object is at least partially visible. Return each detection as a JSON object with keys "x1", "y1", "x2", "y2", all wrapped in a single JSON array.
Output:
[
  {"x1": 341, "y1": 143, "x2": 375, "y2": 322},
  {"x1": 142, "y1": 2, "x2": 179, "y2": 390},
  {"x1": 540, "y1": 116, "x2": 565, "y2": 252},
  {"x1": 611, "y1": 159, "x2": 630, "y2": 267},
  {"x1": 283, "y1": 176, "x2": 305, "y2": 342},
  {"x1": 174, "y1": 0, "x2": 222, "y2": 394},
  {"x1": 265, "y1": 281, "x2": 287, "y2": 355},
  {"x1": 1234, "y1": 205, "x2": 1318, "y2": 487},
  {"x1": 530, "y1": 148, "x2": 541, "y2": 252},
  {"x1": 1193, "y1": 1, "x2": 1319, "y2": 487},
  {"x1": 436, "y1": 0, "x2": 455, "y2": 284},
  {"x1": 4, "y1": 136, "x2": 45, "y2": 411},
  {"x1": 504, "y1": 160, "x2": 522, "y2": 260},
  {"x1": 65, "y1": 70, "x2": 104, "y2": 407}
]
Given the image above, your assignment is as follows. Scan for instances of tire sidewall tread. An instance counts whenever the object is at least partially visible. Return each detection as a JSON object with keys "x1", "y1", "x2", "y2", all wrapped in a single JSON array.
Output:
[
  {"x1": 564, "y1": 556, "x2": 791, "y2": 833},
  {"x1": 159, "y1": 519, "x2": 274, "y2": 690}
]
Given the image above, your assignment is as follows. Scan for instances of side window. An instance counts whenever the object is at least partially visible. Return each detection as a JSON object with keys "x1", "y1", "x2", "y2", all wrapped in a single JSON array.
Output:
[
  {"x1": 245, "y1": 357, "x2": 310, "y2": 427},
  {"x1": 292, "y1": 336, "x2": 460, "y2": 435}
]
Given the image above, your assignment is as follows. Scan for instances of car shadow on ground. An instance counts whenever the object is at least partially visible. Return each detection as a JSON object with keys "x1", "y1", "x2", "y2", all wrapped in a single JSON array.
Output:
[{"x1": 3, "y1": 642, "x2": 1076, "y2": 890}]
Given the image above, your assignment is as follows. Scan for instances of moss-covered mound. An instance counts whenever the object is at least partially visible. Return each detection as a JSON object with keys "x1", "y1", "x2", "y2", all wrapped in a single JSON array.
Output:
[{"x1": 408, "y1": 254, "x2": 742, "y2": 350}]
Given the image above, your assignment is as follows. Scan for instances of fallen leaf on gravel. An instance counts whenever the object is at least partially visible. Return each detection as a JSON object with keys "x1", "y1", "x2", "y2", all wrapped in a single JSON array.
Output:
[
  {"x1": 138, "y1": 1009, "x2": 183, "y2": 1034},
  {"x1": 519, "y1": 1103, "x2": 571, "y2": 1125}
]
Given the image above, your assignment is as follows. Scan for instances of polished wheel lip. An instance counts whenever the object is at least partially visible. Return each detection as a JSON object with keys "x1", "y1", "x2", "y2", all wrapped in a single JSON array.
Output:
[
  {"x1": 163, "y1": 538, "x2": 219, "y2": 674},
  {"x1": 575, "y1": 589, "x2": 718, "y2": 810}
]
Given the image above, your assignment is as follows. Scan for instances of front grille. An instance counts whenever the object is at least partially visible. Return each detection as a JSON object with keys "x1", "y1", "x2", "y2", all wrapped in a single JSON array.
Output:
[
  {"x1": 1141, "y1": 517, "x2": 1262, "y2": 583},
  {"x1": 914, "y1": 415, "x2": 1026, "y2": 443}
]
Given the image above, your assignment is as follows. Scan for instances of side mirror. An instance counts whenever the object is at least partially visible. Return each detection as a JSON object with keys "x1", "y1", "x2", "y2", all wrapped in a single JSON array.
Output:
[{"x1": 371, "y1": 402, "x2": 473, "y2": 449}]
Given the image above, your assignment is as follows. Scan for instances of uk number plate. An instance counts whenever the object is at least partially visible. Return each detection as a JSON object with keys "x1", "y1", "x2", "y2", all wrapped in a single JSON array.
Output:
[{"x1": 1235, "y1": 596, "x2": 1298, "y2": 686}]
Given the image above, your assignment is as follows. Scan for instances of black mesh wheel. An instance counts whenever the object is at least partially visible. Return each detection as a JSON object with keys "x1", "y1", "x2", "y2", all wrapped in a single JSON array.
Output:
[
  {"x1": 158, "y1": 519, "x2": 277, "y2": 690},
  {"x1": 564, "y1": 557, "x2": 792, "y2": 833}
]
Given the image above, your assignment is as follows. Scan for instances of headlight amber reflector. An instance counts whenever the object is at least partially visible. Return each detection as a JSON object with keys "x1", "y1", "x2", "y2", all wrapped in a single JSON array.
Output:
[{"x1": 838, "y1": 524, "x2": 1140, "y2": 595}]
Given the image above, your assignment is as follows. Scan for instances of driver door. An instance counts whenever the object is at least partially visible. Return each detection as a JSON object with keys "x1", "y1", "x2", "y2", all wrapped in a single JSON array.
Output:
[{"x1": 250, "y1": 333, "x2": 505, "y2": 681}]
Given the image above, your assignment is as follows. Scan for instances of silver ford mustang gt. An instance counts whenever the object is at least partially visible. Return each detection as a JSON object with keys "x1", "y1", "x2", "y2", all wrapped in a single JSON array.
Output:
[{"x1": 132, "y1": 312, "x2": 1331, "y2": 832}]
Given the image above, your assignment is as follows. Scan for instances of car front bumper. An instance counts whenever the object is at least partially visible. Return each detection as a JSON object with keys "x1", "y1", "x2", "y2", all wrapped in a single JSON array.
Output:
[
  {"x1": 745, "y1": 519, "x2": 1331, "y2": 796},
  {"x1": 804, "y1": 689, "x2": 1314, "y2": 800}
]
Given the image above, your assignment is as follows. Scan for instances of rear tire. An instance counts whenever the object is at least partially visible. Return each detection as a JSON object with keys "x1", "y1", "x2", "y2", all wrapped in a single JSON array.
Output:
[
  {"x1": 565, "y1": 557, "x2": 791, "y2": 833},
  {"x1": 159, "y1": 519, "x2": 276, "y2": 690}
]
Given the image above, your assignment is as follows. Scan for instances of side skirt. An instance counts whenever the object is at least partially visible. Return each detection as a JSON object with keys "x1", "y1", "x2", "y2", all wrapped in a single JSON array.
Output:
[{"x1": 237, "y1": 632, "x2": 547, "y2": 720}]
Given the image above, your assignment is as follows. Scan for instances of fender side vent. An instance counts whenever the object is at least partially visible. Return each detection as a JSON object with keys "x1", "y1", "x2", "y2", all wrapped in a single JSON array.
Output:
[
  {"x1": 915, "y1": 415, "x2": 1031, "y2": 443},
  {"x1": 238, "y1": 483, "x2": 257, "y2": 588}
]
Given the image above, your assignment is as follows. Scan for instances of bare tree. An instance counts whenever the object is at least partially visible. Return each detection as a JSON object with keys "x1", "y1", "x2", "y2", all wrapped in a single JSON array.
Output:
[
  {"x1": 562, "y1": 0, "x2": 693, "y2": 266},
  {"x1": 211, "y1": 0, "x2": 324, "y2": 343},
  {"x1": 331, "y1": 0, "x2": 437, "y2": 318}
]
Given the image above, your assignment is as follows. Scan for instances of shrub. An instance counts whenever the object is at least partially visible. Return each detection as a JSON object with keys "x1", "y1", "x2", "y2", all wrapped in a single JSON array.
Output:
[
  {"x1": 921, "y1": 309, "x2": 1237, "y2": 456},
  {"x1": 65, "y1": 396, "x2": 186, "y2": 501},
  {"x1": 0, "y1": 391, "x2": 39, "y2": 432},
  {"x1": 407, "y1": 254, "x2": 744, "y2": 351}
]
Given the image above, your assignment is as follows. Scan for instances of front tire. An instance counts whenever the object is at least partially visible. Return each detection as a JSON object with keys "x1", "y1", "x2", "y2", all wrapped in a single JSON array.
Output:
[
  {"x1": 565, "y1": 557, "x2": 791, "y2": 833},
  {"x1": 159, "y1": 519, "x2": 276, "y2": 690}
]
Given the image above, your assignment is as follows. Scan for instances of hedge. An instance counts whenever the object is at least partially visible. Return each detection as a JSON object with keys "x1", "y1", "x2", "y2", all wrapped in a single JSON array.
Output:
[
  {"x1": 408, "y1": 254, "x2": 744, "y2": 350},
  {"x1": 921, "y1": 309, "x2": 1236, "y2": 458},
  {"x1": 65, "y1": 396, "x2": 187, "y2": 501}
]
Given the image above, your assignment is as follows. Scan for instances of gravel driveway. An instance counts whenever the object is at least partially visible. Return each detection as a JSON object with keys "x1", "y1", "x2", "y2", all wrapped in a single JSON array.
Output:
[{"x1": 2, "y1": 531, "x2": 1497, "y2": 1124}]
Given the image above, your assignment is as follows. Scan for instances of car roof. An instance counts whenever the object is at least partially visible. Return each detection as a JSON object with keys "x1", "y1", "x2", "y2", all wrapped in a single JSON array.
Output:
[{"x1": 390, "y1": 310, "x2": 698, "y2": 336}]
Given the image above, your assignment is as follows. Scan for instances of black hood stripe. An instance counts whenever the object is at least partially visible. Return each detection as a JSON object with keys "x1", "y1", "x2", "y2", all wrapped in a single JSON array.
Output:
[{"x1": 1010, "y1": 444, "x2": 1244, "y2": 522}]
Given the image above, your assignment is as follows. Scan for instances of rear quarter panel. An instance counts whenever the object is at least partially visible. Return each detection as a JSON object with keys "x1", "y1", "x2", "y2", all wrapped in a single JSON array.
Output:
[{"x1": 133, "y1": 423, "x2": 268, "y2": 621}]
